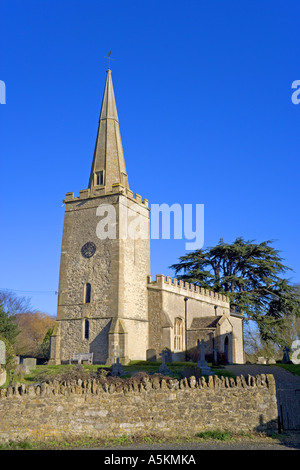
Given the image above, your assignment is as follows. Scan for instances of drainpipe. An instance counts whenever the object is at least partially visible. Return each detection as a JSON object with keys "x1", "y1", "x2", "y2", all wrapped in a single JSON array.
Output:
[{"x1": 184, "y1": 297, "x2": 188, "y2": 361}]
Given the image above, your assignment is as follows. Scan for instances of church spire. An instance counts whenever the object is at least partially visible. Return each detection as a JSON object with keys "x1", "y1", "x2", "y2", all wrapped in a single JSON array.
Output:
[{"x1": 88, "y1": 69, "x2": 129, "y2": 192}]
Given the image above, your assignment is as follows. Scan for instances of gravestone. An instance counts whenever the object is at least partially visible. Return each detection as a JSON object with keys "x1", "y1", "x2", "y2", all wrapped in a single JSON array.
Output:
[
  {"x1": 0, "y1": 341, "x2": 6, "y2": 387},
  {"x1": 197, "y1": 339, "x2": 214, "y2": 376},
  {"x1": 158, "y1": 350, "x2": 171, "y2": 375},
  {"x1": 0, "y1": 368, "x2": 6, "y2": 387},
  {"x1": 163, "y1": 348, "x2": 172, "y2": 363},
  {"x1": 110, "y1": 357, "x2": 125, "y2": 377},
  {"x1": 23, "y1": 357, "x2": 37, "y2": 372},
  {"x1": 13, "y1": 356, "x2": 20, "y2": 365},
  {"x1": 257, "y1": 356, "x2": 267, "y2": 365},
  {"x1": 0, "y1": 341, "x2": 5, "y2": 366},
  {"x1": 14, "y1": 364, "x2": 30, "y2": 375},
  {"x1": 146, "y1": 349, "x2": 157, "y2": 362}
]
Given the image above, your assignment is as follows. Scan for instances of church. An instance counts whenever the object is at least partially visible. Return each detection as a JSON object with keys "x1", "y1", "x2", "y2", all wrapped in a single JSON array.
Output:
[{"x1": 49, "y1": 69, "x2": 244, "y2": 365}]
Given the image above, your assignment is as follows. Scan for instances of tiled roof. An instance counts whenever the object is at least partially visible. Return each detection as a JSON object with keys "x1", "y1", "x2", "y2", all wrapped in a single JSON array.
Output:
[{"x1": 190, "y1": 316, "x2": 222, "y2": 329}]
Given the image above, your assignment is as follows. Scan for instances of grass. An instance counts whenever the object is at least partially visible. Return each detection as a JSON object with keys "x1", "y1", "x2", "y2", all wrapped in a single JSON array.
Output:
[
  {"x1": 6, "y1": 359, "x2": 299, "y2": 387},
  {"x1": 195, "y1": 430, "x2": 232, "y2": 441},
  {"x1": 0, "y1": 440, "x2": 34, "y2": 450},
  {"x1": 0, "y1": 430, "x2": 282, "y2": 450},
  {"x1": 275, "y1": 363, "x2": 300, "y2": 377},
  {"x1": 5, "y1": 360, "x2": 235, "y2": 386}
]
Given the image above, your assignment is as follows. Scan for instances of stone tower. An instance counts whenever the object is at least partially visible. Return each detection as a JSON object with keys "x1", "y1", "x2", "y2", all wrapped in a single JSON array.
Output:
[{"x1": 50, "y1": 69, "x2": 150, "y2": 365}]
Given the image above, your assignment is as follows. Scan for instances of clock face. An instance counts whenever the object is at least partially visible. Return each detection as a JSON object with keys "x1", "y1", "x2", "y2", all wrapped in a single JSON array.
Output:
[{"x1": 81, "y1": 242, "x2": 96, "y2": 259}]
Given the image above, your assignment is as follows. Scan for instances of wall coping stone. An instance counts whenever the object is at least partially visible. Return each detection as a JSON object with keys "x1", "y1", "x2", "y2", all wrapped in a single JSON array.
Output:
[{"x1": 0, "y1": 374, "x2": 276, "y2": 399}]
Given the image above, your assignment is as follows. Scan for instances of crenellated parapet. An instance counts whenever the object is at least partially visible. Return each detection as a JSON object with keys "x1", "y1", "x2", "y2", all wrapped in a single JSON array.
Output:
[
  {"x1": 64, "y1": 185, "x2": 149, "y2": 208},
  {"x1": 147, "y1": 274, "x2": 229, "y2": 305}
]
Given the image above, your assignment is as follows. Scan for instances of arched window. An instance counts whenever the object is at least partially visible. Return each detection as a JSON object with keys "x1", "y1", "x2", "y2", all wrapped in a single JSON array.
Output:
[
  {"x1": 84, "y1": 319, "x2": 89, "y2": 340},
  {"x1": 174, "y1": 317, "x2": 183, "y2": 351},
  {"x1": 84, "y1": 283, "x2": 91, "y2": 304}
]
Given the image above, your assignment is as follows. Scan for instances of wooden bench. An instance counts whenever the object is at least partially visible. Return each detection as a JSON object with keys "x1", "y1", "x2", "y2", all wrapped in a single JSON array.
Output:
[{"x1": 69, "y1": 352, "x2": 94, "y2": 365}]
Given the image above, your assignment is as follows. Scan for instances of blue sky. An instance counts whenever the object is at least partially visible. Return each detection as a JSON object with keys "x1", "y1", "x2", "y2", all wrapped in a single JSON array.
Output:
[{"x1": 0, "y1": 0, "x2": 299, "y2": 316}]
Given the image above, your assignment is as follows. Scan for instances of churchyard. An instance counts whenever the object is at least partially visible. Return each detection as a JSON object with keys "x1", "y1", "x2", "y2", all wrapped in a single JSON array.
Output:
[
  {"x1": 3, "y1": 358, "x2": 299, "y2": 390},
  {"x1": 2, "y1": 343, "x2": 299, "y2": 389},
  {"x1": 4, "y1": 360, "x2": 234, "y2": 387}
]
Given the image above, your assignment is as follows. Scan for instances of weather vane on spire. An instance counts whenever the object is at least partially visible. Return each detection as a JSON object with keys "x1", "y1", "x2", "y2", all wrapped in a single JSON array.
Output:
[{"x1": 104, "y1": 51, "x2": 115, "y2": 70}]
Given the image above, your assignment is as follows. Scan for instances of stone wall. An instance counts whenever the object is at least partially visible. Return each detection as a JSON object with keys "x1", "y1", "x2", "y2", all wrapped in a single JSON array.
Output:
[{"x1": 0, "y1": 374, "x2": 278, "y2": 442}]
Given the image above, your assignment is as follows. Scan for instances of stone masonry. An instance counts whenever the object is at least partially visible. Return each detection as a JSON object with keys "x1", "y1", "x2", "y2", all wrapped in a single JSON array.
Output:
[
  {"x1": 0, "y1": 374, "x2": 278, "y2": 442},
  {"x1": 147, "y1": 275, "x2": 244, "y2": 363}
]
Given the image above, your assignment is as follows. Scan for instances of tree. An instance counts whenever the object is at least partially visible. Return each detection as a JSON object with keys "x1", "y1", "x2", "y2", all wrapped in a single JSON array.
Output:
[
  {"x1": 13, "y1": 312, "x2": 55, "y2": 357},
  {"x1": 0, "y1": 290, "x2": 55, "y2": 358},
  {"x1": 0, "y1": 304, "x2": 19, "y2": 344},
  {"x1": 170, "y1": 237, "x2": 300, "y2": 344},
  {"x1": 39, "y1": 327, "x2": 54, "y2": 359},
  {"x1": 0, "y1": 334, "x2": 16, "y2": 375},
  {"x1": 243, "y1": 309, "x2": 300, "y2": 362},
  {"x1": 0, "y1": 289, "x2": 33, "y2": 345},
  {"x1": 0, "y1": 290, "x2": 32, "y2": 316}
]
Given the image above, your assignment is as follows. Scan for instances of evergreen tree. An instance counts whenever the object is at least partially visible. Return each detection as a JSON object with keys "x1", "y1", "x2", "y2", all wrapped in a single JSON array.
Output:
[
  {"x1": 0, "y1": 304, "x2": 19, "y2": 344},
  {"x1": 39, "y1": 327, "x2": 54, "y2": 359},
  {"x1": 170, "y1": 237, "x2": 300, "y2": 343}
]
